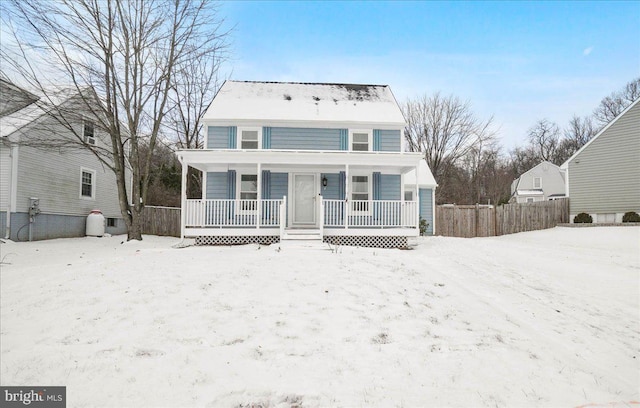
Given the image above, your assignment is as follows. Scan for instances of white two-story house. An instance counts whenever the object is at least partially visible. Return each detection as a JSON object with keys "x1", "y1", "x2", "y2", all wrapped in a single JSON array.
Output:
[
  {"x1": 176, "y1": 81, "x2": 437, "y2": 248},
  {"x1": 0, "y1": 78, "x2": 129, "y2": 241}
]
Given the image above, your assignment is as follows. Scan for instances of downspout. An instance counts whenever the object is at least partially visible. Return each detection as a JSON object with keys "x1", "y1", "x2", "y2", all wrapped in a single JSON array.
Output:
[{"x1": 4, "y1": 145, "x2": 14, "y2": 239}]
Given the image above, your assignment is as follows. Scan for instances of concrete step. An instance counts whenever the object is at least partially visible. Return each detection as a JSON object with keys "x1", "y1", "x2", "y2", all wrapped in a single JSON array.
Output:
[
  {"x1": 282, "y1": 229, "x2": 322, "y2": 241},
  {"x1": 282, "y1": 234, "x2": 322, "y2": 240}
]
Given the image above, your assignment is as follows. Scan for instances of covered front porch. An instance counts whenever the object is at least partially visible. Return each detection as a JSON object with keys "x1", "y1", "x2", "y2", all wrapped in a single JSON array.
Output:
[{"x1": 176, "y1": 149, "x2": 425, "y2": 245}]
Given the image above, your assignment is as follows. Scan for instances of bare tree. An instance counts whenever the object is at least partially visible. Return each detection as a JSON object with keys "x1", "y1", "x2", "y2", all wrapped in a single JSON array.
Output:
[
  {"x1": 526, "y1": 119, "x2": 560, "y2": 163},
  {"x1": 2, "y1": 0, "x2": 228, "y2": 240},
  {"x1": 509, "y1": 145, "x2": 540, "y2": 176},
  {"x1": 403, "y1": 93, "x2": 495, "y2": 202},
  {"x1": 166, "y1": 50, "x2": 225, "y2": 198},
  {"x1": 593, "y1": 77, "x2": 640, "y2": 127},
  {"x1": 553, "y1": 115, "x2": 597, "y2": 164}
]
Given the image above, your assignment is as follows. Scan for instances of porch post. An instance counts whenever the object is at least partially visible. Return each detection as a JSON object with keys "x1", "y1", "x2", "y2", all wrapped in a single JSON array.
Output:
[
  {"x1": 256, "y1": 163, "x2": 261, "y2": 229},
  {"x1": 201, "y1": 172, "x2": 207, "y2": 199},
  {"x1": 180, "y1": 158, "x2": 187, "y2": 240},
  {"x1": 345, "y1": 164, "x2": 349, "y2": 229}
]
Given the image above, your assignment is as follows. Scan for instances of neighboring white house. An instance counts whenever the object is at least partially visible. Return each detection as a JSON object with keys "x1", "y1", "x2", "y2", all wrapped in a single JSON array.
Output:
[
  {"x1": 561, "y1": 98, "x2": 640, "y2": 223},
  {"x1": 0, "y1": 78, "x2": 129, "y2": 241},
  {"x1": 510, "y1": 161, "x2": 566, "y2": 203},
  {"x1": 175, "y1": 80, "x2": 437, "y2": 248}
]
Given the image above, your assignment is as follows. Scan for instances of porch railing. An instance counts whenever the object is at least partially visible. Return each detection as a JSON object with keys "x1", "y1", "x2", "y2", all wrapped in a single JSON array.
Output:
[
  {"x1": 185, "y1": 198, "x2": 417, "y2": 229},
  {"x1": 185, "y1": 199, "x2": 283, "y2": 227},
  {"x1": 323, "y1": 199, "x2": 417, "y2": 228}
]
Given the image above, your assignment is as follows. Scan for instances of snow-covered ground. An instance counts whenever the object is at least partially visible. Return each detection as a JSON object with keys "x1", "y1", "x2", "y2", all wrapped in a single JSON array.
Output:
[{"x1": 1, "y1": 227, "x2": 638, "y2": 407}]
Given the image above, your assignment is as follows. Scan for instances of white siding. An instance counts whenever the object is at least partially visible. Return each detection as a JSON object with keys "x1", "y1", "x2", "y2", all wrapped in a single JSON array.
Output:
[
  {"x1": 0, "y1": 143, "x2": 11, "y2": 210},
  {"x1": 13, "y1": 109, "x2": 126, "y2": 218},
  {"x1": 568, "y1": 101, "x2": 640, "y2": 215},
  {"x1": 515, "y1": 161, "x2": 565, "y2": 200},
  {"x1": 511, "y1": 162, "x2": 565, "y2": 203}
]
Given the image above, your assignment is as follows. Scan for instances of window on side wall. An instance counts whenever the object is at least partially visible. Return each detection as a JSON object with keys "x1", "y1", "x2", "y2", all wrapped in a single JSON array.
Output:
[
  {"x1": 351, "y1": 175, "x2": 370, "y2": 212},
  {"x1": 240, "y1": 129, "x2": 259, "y2": 149},
  {"x1": 239, "y1": 174, "x2": 258, "y2": 212},
  {"x1": 80, "y1": 168, "x2": 96, "y2": 199},
  {"x1": 533, "y1": 177, "x2": 542, "y2": 189},
  {"x1": 84, "y1": 120, "x2": 95, "y2": 145},
  {"x1": 526, "y1": 197, "x2": 534, "y2": 203}
]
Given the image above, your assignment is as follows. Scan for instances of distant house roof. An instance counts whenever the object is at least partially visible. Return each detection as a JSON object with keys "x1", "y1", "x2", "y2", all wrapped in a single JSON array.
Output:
[
  {"x1": 403, "y1": 160, "x2": 437, "y2": 188},
  {"x1": 561, "y1": 97, "x2": 640, "y2": 169},
  {"x1": 203, "y1": 80, "x2": 407, "y2": 127}
]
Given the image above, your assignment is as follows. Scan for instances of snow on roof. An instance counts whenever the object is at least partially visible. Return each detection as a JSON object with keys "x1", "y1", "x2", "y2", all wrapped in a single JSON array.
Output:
[
  {"x1": 0, "y1": 88, "x2": 78, "y2": 138},
  {"x1": 203, "y1": 81, "x2": 406, "y2": 126},
  {"x1": 403, "y1": 160, "x2": 437, "y2": 187},
  {"x1": 0, "y1": 103, "x2": 45, "y2": 138}
]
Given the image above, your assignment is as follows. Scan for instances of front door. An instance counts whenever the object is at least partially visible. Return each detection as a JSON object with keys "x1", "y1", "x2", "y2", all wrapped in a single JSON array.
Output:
[{"x1": 292, "y1": 173, "x2": 317, "y2": 227}]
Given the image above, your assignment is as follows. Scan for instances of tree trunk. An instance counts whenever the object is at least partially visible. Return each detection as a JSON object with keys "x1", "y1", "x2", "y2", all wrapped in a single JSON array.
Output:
[{"x1": 127, "y1": 207, "x2": 144, "y2": 241}]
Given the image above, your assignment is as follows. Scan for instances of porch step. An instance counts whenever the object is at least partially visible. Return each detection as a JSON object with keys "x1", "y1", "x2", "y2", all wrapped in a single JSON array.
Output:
[{"x1": 281, "y1": 229, "x2": 322, "y2": 241}]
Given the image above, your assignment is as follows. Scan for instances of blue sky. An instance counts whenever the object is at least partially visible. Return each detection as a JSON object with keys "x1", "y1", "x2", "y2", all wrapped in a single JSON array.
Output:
[{"x1": 219, "y1": 1, "x2": 640, "y2": 148}]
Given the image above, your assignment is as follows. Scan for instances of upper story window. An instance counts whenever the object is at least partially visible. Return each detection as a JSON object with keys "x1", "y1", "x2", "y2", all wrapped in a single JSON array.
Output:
[
  {"x1": 533, "y1": 177, "x2": 542, "y2": 189},
  {"x1": 80, "y1": 168, "x2": 96, "y2": 199},
  {"x1": 350, "y1": 129, "x2": 372, "y2": 151},
  {"x1": 238, "y1": 127, "x2": 260, "y2": 149},
  {"x1": 84, "y1": 120, "x2": 95, "y2": 145}
]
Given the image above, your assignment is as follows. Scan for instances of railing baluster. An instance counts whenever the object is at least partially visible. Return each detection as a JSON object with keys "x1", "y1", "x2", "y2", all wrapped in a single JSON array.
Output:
[{"x1": 185, "y1": 199, "x2": 419, "y2": 230}]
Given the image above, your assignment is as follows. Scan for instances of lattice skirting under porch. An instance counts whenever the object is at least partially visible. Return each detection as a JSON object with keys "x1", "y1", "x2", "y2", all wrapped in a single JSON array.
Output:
[
  {"x1": 195, "y1": 235, "x2": 280, "y2": 246},
  {"x1": 323, "y1": 235, "x2": 408, "y2": 249}
]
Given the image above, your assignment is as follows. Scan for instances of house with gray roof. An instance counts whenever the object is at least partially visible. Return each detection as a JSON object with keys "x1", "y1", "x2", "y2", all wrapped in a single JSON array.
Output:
[
  {"x1": 176, "y1": 80, "x2": 437, "y2": 247},
  {"x1": 0, "y1": 78, "x2": 128, "y2": 240},
  {"x1": 561, "y1": 98, "x2": 640, "y2": 223}
]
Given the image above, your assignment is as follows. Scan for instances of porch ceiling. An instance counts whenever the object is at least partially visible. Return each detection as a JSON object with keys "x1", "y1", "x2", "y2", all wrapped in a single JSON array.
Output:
[{"x1": 177, "y1": 149, "x2": 423, "y2": 173}]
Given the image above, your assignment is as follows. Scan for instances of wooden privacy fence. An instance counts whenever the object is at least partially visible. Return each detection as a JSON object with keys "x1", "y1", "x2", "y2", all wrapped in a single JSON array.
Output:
[
  {"x1": 436, "y1": 198, "x2": 569, "y2": 238},
  {"x1": 142, "y1": 206, "x2": 181, "y2": 237}
]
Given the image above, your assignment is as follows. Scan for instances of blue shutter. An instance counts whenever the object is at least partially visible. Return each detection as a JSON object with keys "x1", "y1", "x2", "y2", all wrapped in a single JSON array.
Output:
[
  {"x1": 228, "y1": 126, "x2": 237, "y2": 149},
  {"x1": 339, "y1": 171, "x2": 346, "y2": 200},
  {"x1": 373, "y1": 129, "x2": 381, "y2": 151},
  {"x1": 262, "y1": 127, "x2": 271, "y2": 149},
  {"x1": 227, "y1": 170, "x2": 236, "y2": 199},
  {"x1": 261, "y1": 170, "x2": 271, "y2": 198},
  {"x1": 372, "y1": 172, "x2": 381, "y2": 200},
  {"x1": 339, "y1": 129, "x2": 348, "y2": 150},
  {"x1": 372, "y1": 172, "x2": 381, "y2": 222}
]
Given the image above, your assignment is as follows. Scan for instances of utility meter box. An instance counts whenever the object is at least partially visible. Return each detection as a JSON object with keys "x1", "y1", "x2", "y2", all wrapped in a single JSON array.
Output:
[{"x1": 29, "y1": 197, "x2": 40, "y2": 216}]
